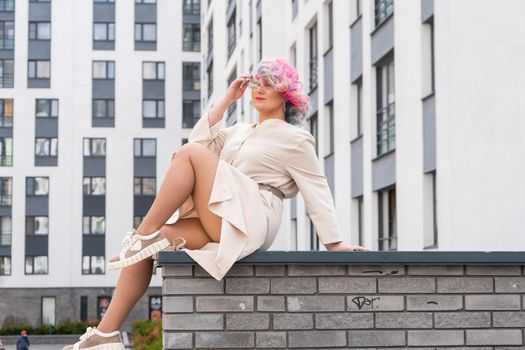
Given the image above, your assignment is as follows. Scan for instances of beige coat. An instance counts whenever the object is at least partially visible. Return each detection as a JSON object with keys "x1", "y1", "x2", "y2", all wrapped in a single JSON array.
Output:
[{"x1": 165, "y1": 111, "x2": 344, "y2": 280}]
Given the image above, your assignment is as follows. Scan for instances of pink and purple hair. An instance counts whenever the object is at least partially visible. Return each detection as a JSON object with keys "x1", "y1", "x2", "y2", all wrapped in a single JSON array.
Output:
[{"x1": 253, "y1": 57, "x2": 311, "y2": 126}]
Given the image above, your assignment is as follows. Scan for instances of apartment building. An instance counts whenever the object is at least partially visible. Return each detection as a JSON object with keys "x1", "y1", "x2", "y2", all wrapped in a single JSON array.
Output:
[{"x1": 0, "y1": 0, "x2": 201, "y2": 330}]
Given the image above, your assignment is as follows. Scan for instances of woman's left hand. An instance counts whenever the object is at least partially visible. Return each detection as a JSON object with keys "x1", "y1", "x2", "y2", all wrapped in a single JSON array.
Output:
[{"x1": 325, "y1": 242, "x2": 370, "y2": 252}]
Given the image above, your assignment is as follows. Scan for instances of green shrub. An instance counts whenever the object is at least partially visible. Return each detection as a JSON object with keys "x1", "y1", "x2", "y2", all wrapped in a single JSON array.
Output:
[
  {"x1": 0, "y1": 318, "x2": 98, "y2": 335},
  {"x1": 131, "y1": 320, "x2": 162, "y2": 350}
]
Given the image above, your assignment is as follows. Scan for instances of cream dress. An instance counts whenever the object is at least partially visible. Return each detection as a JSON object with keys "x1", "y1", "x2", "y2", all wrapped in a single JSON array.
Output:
[{"x1": 164, "y1": 112, "x2": 344, "y2": 281}]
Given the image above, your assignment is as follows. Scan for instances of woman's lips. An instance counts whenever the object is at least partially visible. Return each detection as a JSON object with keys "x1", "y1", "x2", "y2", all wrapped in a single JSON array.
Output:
[{"x1": 254, "y1": 97, "x2": 266, "y2": 101}]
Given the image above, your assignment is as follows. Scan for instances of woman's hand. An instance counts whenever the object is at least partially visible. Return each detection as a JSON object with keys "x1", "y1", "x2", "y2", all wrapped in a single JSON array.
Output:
[
  {"x1": 224, "y1": 74, "x2": 252, "y2": 105},
  {"x1": 324, "y1": 241, "x2": 370, "y2": 252}
]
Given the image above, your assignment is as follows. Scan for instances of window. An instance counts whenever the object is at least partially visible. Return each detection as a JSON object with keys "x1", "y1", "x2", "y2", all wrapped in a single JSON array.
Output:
[
  {"x1": 28, "y1": 22, "x2": 50, "y2": 40},
  {"x1": 35, "y1": 137, "x2": 58, "y2": 156},
  {"x1": 309, "y1": 216, "x2": 319, "y2": 251},
  {"x1": 0, "y1": 59, "x2": 14, "y2": 87},
  {"x1": 143, "y1": 62, "x2": 164, "y2": 80},
  {"x1": 0, "y1": 0, "x2": 14, "y2": 12},
  {"x1": 134, "y1": 177, "x2": 156, "y2": 195},
  {"x1": 326, "y1": 1, "x2": 333, "y2": 49},
  {"x1": 357, "y1": 196, "x2": 363, "y2": 246},
  {"x1": 227, "y1": 69, "x2": 237, "y2": 117},
  {"x1": 26, "y1": 216, "x2": 49, "y2": 235},
  {"x1": 80, "y1": 296, "x2": 88, "y2": 322},
  {"x1": 378, "y1": 187, "x2": 397, "y2": 251},
  {"x1": 93, "y1": 22, "x2": 115, "y2": 41},
  {"x1": 0, "y1": 216, "x2": 11, "y2": 246},
  {"x1": 92, "y1": 61, "x2": 115, "y2": 79},
  {"x1": 376, "y1": 56, "x2": 395, "y2": 155},
  {"x1": 207, "y1": 20, "x2": 213, "y2": 54},
  {"x1": 0, "y1": 99, "x2": 13, "y2": 127},
  {"x1": 82, "y1": 256, "x2": 105, "y2": 274},
  {"x1": 183, "y1": 23, "x2": 201, "y2": 52},
  {"x1": 94, "y1": 0, "x2": 114, "y2": 2},
  {"x1": 134, "y1": 139, "x2": 156, "y2": 157},
  {"x1": 256, "y1": 17, "x2": 262, "y2": 60},
  {"x1": 423, "y1": 170, "x2": 438, "y2": 248},
  {"x1": 135, "y1": 23, "x2": 156, "y2": 42},
  {"x1": 324, "y1": 102, "x2": 334, "y2": 155},
  {"x1": 143, "y1": 100, "x2": 164, "y2": 119},
  {"x1": 423, "y1": 17, "x2": 435, "y2": 96},
  {"x1": 356, "y1": 0, "x2": 362, "y2": 17},
  {"x1": 375, "y1": 0, "x2": 393, "y2": 27},
  {"x1": 309, "y1": 113, "x2": 318, "y2": 155},
  {"x1": 28, "y1": 60, "x2": 50, "y2": 79},
  {"x1": 83, "y1": 138, "x2": 106, "y2": 156},
  {"x1": 25, "y1": 255, "x2": 48, "y2": 274},
  {"x1": 182, "y1": 62, "x2": 200, "y2": 91},
  {"x1": 83, "y1": 216, "x2": 105, "y2": 234},
  {"x1": 308, "y1": 23, "x2": 318, "y2": 91},
  {"x1": 227, "y1": 10, "x2": 236, "y2": 57},
  {"x1": 133, "y1": 216, "x2": 144, "y2": 229},
  {"x1": 83, "y1": 177, "x2": 106, "y2": 195},
  {"x1": 36, "y1": 99, "x2": 58, "y2": 118},
  {"x1": 207, "y1": 60, "x2": 213, "y2": 97},
  {"x1": 291, "y1": 0, "x2": 298, "y2": 19},
  {"x1": 0, "y1": 256, "x2": 10, "y2": 275},
  {"x1": 183, "y1": 0, "x2": 200, "y2": 14},
  {"x1": 135, "y1": 0, "x2": 156, "y2": 3},
  {"x1": 352, "y1": 79, "x2": 362, "y2": 138},
  {"x1": 26, "y1": 177, "x2": 49, "y2": 196},
  {"x1": 0, "y1": 137, "x2": 12, "y2": 166},
  {"x1": 0, "y1": 21, "x2": 14, "y2": 49},
  {"x1": 0, "y1": 177, "x2": 12, "y2": 206},
  {"x1": 182, "y1": 100, "x2": 200, "y2": 128},
  {"x1": 93, "y1": 99, "x2": 114, "y2": 119},
  {"x1": 42, "y1": 297, "x2": 56, "y2": 326}
]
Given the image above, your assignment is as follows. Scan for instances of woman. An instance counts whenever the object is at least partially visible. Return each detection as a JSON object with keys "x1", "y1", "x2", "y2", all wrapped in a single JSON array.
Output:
[{"x1": 64, "y1": 57, "x2": 368, "y2": 349}]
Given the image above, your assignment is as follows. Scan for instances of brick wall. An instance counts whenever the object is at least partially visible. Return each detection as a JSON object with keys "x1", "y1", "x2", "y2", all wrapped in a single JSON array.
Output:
[{"x1": 161, "y1": 263, "x2": 525, "y2": 349}]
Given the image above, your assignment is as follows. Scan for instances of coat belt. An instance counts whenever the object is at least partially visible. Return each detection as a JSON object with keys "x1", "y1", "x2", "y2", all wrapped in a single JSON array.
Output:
[{"x1": 258, "y1": 183, "x2": 285, "y2": 200}]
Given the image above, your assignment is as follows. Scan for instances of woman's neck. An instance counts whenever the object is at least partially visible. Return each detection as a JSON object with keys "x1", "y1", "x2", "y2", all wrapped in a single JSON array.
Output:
[{"x1": 258, "y1": 109, "x2": 285, "y2": 123}]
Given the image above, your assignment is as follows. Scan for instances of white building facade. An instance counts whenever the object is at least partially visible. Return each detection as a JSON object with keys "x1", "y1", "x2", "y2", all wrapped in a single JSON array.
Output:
[{"x1": 0, "y1": 0, "x2": 202, "y2": 330}]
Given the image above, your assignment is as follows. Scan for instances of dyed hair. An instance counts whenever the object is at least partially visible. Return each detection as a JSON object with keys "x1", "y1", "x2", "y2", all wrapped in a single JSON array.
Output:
[{"x1": 253, "y1": 57, "x2": 311, "y2": 127}]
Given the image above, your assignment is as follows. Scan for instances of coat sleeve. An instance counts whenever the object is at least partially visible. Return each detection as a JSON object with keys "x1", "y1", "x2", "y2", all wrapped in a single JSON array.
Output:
[
  {"x1": 285, "y1": 136, "x2": 344, "y2": 245},
  {"x1": 187, "y1": 111, "x2": 233, "y2": 156}
]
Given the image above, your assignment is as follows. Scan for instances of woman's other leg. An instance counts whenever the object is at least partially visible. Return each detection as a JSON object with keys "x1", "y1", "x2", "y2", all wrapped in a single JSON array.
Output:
[
  {"x1": 136, "y1": 142, "x2": 223, "y2": 242},
  {"x1": 97, "y1": 218, "x2": 213, "y2": 333}
]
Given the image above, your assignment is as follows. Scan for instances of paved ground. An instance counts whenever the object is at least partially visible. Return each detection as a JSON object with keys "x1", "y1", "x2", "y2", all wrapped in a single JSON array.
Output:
[{"x1": 2, "y1": 346, "x2": 69, "y2": 350}]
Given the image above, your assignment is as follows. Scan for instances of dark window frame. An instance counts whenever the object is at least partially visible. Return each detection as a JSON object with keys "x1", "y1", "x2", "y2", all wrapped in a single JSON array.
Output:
[
  {"x1": 93, "y1": 22, "x2": 115, "y2": 42},
  {"x1": 25, "y1": 255, "x2": 49, "y2": 275},
  {"x1": 92, "y1": 99, "x2": 115, "y2": 119},
  {"x1": 28, "y1": 60, "x2": 51, "y2": 79}
]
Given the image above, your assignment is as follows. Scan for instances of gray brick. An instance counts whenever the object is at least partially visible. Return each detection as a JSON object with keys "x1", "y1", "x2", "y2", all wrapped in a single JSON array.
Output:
[
  {"x1": 196, "y1": 296, "x2": 254, "y2": 312},
  {"x1": 226, "y1": 313, "x2": 270, "y2": 330},
  {"x1": 163, "y1": 313, "x2": 222, "y2": 330},
  {"x1": 466, "y1": 265, "x2": 522, "y2": 275},
  {"x1": 348, "y1": 264, "x2": 405, "y2": 275},
  {"x1": 257, "y1": 296, "x2": 285, "y2": 312},
  {"x1": 255, "y1": 265, "x2": 285, "y2": 276},
  {"x1": 378, "y1": 277, "x2": 435, "y2": 293},
  {"x1": 163, "y1": 278, "x2": 223, "y2": 295},
  {"x1": 376, "y1": 312, "x2": 433, "y2": 328},
  {"x1": 347, "y1": 295, "x2": 405, "y2": 311},
  {"x1": 318, "y1": 277, "x2": 376, "y2": 293},
  {"x1": 273, "y1": 313, "x2": 313, "y2": 329},
  {"x1": 408, "y1": 330, "x2": 464, "y2": 346},
  {"x1": 163, "y1": 296, "x2": 193, "y2": 313},
  {"x1": 256, "y1": 331, "x2": 287, "y2": 348},
  {"x1": 163, "y1": 332, "x2": 193, "y2": 349},
  {"x1": 193, "y1": 264, "x2": 253, "y2": 276},
  {"x1": 315, "y1": 312, "x2": 373, "y2": 329},
  {"x1": 407, "y1": 265, "x2": 464, "y2": 275},
  {"x1": 162, "y1": 266, "x2": 192, "y2": 277},
  {"x1": 270, "y1": 277, "x2": 316, "y2": 294},
  {"x1": 195, "y1": 331, "x2": 254, "y2": 348},
  {"x1": 407, "y1": 294, "x2": 463, "y2": 311},
  {"x1": 226, "y1": 278, "x2": 270, "y2": 294},
  {"x1": 288, "y1": 264, "x2": 346, "y2": 276},
  {"x1": 493, "y1": 311, "x2": 525, "y2": 327},
  {"x1": 495, "y1": 277, "x2": 525, "y2": 293},
  {"x1": 288, "y1": 330, "x2": 346, "y2": 348},
  {"x1": 287, "y1": 295, "x2": 345, "y2": 312},
  {"x1": 466, "y1": 330, "x2": 523, "y2": 346},
  {"x1": 437, "y1": 277, "x2": 493, "y2": 293},
  {"x1": 347, "y1": 330, "x2": 406, "y2": 347},
  {"x1": 434, "y1": 312, "x2": 490, "y2": 328},
  {"x1": 465, "y1": 294, "x2": 521, "y2": 310}
]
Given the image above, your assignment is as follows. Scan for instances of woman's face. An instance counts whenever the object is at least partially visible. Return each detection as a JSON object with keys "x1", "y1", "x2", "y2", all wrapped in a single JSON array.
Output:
[{"x1": 250, "y1": 76, "x2": 285, "y2": 114}]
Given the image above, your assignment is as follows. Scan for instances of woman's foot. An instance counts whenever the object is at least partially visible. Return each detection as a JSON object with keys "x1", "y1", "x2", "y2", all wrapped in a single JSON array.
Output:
[
  {"x1": 107, "y1": 228, "x2": 171, "y2": 270},
  {"x1": 63, "y1": 327, "x2": 124, "y2": 350}
]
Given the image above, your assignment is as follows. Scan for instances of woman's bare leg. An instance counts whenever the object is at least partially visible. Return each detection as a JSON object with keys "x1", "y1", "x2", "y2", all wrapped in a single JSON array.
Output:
[
  {"x1": 97, "y1": 218, "x2": 214, "y2": 333},
  {"x1": 136, "y1": 142, "x2": 223, "y2": 242},
  {"x1": 97, "y1": 143, "x2": 226, "y2": 333}
]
